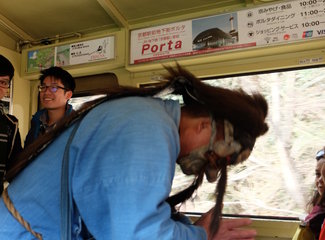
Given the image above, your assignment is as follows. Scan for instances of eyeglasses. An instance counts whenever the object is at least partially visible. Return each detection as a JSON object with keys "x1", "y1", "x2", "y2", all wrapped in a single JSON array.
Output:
[
  {"x1": 316, "y1": 149, "x2": 325, "y2": 160},
  {"x1": 38, "y1": 85, "x2": 67, "y2": 93},
  {"x1": 0, "y1": 80, "x2": 10, "y2": 88}
]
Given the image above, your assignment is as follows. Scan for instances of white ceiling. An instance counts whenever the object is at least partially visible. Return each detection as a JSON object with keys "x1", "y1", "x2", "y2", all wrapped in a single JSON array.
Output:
[{"x1": 0, "y1": 0, "x2": 281, "y2": 45}]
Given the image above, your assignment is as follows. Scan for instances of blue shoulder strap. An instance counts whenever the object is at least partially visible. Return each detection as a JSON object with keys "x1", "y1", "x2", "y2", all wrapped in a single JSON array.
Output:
[{"x1": 60, "y1": 120, "x2": 82, "y2": 240}]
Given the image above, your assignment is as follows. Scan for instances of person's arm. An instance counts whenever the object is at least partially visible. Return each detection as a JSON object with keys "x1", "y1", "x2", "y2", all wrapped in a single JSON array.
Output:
[
  {"x1": 6, "y1": 115, "x2": 22, "y2": 171},
  {"x1": 195, "y1": 208, "x2": 257, "y2": 240},
  {"x1": 7, "y1": 127, "x2": 22, "y2": 169},
  {"x1": 23, "y1": 123, "x2": 36, "y2": 148},
  {"x1": 308, "y1": 212, "x2": 325, "y2": 239},
  {"x1": 24, "y1": 112, "x2": 41, "y2": 147}
]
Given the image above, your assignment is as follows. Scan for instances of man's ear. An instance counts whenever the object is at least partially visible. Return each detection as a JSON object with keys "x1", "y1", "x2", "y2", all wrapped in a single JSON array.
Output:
[
  {"x1": 197, "y1": 118, "x2": 211, "y2": 133},
  {"x1": 65, "y1": 90, "x2": 73, "y2": 100}
]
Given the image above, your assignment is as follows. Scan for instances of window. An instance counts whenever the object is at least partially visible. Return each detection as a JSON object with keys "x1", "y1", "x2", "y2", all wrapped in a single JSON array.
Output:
[
  {"x1": 171, "y1": 65, "x2": 325, "y2": 218},
  {"x1": 69, "y1": 94, "x2": 106, "y2": 110},
  {"x1": 68, "y1": 72, "x2": 118, "y2": 110}
]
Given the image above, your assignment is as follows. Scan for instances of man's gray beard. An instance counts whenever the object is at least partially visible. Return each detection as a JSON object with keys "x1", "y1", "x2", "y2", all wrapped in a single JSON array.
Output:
[
  {"x1": 177, "y1": 140, "x2": 242, "y2": 182},
  {"x1": 177, "y1": 145, "x2": 209, "y2": 176}
]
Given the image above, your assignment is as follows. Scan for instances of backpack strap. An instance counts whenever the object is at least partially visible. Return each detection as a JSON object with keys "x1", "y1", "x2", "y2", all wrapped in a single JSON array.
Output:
[{"x1": 60, "y1": 120, "x2": 82, "y2": 240}]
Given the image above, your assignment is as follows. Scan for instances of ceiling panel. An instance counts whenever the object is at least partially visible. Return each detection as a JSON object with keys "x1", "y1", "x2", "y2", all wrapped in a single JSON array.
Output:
[
  {"x1": 111, "y1": 0, "x2": 246, "y2": 22},
  {"x1": 0, "y1": 0, "x2": 116, "y2": 40},
  {"x1": 0, "y1": 0, "x2": 282, "y2": 45}
]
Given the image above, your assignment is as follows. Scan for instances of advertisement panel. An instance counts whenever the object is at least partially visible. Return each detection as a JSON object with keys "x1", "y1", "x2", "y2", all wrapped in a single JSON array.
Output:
[
  {"x1": 27, "y1": 36, "x2": 115, "y2": 72},
  {"x1": 130, "y1": 0, "x2": 325, "y2": 64}
]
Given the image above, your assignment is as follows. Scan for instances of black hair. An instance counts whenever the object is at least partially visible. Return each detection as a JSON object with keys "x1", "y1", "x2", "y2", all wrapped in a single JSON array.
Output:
[
  {"x1": 0, "y1": 55, "x2": 14, "y2": 81},
  {"x1": 164, "y1": 64, "x2": 268, "y2": 139},
  {"x1": 40, "y1": 66, "x2": 75, "y2": 92}
]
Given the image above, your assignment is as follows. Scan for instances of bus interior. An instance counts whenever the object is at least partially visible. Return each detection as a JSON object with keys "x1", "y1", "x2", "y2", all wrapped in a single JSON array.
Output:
[{"x1": 1, "y1": 0, "x2": 325, "y2": 239}]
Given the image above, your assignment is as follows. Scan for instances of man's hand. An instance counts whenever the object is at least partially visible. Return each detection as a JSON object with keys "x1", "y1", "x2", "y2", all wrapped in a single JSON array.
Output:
[
  {"x1": 195, "y1": 209, "x2": 257, "y2": 240},
  {"x1": 211, "y1": 218, "x2": 257, "y2": 240}
]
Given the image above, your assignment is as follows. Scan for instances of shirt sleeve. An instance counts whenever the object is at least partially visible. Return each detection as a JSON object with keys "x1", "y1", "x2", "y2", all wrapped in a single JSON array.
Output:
[
  {"x1": 71, "y1": 99, "x2": 207, "y2": 240},
  {"x1": 7, "y1": 120, "x2": 22, "y2": 171}
]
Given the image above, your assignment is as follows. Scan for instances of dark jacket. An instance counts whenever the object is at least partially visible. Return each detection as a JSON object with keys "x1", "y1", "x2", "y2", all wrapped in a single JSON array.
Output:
[
  {"x1": 0, "y1": 106, "x2": 22, "y2": 193},
  {"x1": 24, "y1": 104, "x2": 74, "y2": 147},
  {"x1": 309, "y1": 212, "x2": 325, "y2": 240},
  {"x1": 305, "y1": 205, "x2": 325, "y2": 240}
]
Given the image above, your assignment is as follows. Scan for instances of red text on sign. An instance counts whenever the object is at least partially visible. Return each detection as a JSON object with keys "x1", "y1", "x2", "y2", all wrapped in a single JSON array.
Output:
[{"x1": 141, "y1": 40, "x2": 182, "y2": 54}]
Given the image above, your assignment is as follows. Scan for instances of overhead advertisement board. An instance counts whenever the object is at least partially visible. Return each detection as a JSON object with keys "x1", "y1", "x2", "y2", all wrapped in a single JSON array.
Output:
[
  {"x1": 27, "y1": 36, "x2": 115, "y2": 72},
  {"x1": 130, "y1": 0, "x2": 325, "y2": 64}
]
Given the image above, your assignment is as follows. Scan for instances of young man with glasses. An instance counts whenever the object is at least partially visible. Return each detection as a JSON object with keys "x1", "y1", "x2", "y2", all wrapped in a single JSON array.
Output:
[
  {"x1": 24, "y1": 66, "x2": 75, "y2": 147},
  {"x1": 0, "y1": 55, "x2": 22, "y2": 195}
]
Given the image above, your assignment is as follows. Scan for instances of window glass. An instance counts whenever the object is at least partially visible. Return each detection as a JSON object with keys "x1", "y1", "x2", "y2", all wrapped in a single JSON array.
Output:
[
  {"x1": 69, "y1": 94, "x2": 106, "y2": 110},
  {"x1": 171, "y1": 66, "x2": 325, "y2": 218}
]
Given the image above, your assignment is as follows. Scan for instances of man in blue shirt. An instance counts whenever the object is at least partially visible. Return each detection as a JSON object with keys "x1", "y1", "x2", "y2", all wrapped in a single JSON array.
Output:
[{"x1": 0, "y1": 65, "x2": 268, "y2": 240}]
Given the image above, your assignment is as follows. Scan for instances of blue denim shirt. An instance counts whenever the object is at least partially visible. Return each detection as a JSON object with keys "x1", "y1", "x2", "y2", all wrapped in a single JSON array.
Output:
[{"x1": 0, "y1": 97, "x2": 207, "y2": 240}]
